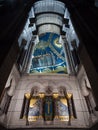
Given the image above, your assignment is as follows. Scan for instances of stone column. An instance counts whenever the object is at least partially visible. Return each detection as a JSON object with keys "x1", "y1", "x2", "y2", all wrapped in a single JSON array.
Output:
[
  {"x1": 63, "y1": 39, "x2": 71, "y2": 74},
  {"x1": 0, "y1": 92, "x2": 12, "y2": 115},
  {"x1": 39, "y1": 93, "x2": 45, "y2": 119},
  {"x1": 22, "y1": 42, "x2": 32, "y2": 72},
  {"x1": 79, "y1": 43, "x2": 98, "y2": 111},
  {"x1": 54, "y1": 98, "x2": 59, "y2": 119},
  {"x1": 66, "y1": 41, "x2": 76, "y2": 74},
  {"x1": 24, "y1": 91, "x2": 35, "y2": 125},
  {"x1": 52, "y1": 93, "x2": 59, "y2": 119},
  {"x1": 39, "y1": 98, "x2": 43, "y2": 118},
  {"x1": 26, "y1": 42, "x2": 34, "y2": 73},
  {"x1": 23, "y1": 98, "x2": 30, "y2": 125},
  {"x1": 62, "y1": 41, "x2": 70, "y2": 74},
  {"x1": 63, "y1": 37, "x2": 75, "y2": 74},
  {"x1": 24, "y1": 94, "x2": 31, "y2": 125},
  {"x1": 19, "y1": 48, "x2": 27, "y2": 71},
  {"x1": 4, "y1": 95, "x2": 12, "y2": 114},
  {"x1": 67, "y1": 93, "x2": 75, "y2": 125},
  {"x1": 63, "y1": 90, "x2": 72, "y2": 125},
  {"x1": 81, "y1": 79, "x2": 93, "y2": 114}
]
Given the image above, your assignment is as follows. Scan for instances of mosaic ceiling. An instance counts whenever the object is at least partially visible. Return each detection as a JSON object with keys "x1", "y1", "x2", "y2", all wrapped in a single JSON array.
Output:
[{"x1": 30, "y1": 32, "x2": 67, "y2": 74}]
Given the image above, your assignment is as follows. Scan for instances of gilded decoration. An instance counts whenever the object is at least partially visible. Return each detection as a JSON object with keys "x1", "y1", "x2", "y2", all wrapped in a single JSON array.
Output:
[{"x1": 23, "y1": 92, "x2": 75, "y2": 122}]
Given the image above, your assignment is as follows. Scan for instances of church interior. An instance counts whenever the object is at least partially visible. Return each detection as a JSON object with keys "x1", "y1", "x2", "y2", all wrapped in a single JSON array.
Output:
[{"x1": 0, "y1": 0, "x2": 98, "y2": 130}]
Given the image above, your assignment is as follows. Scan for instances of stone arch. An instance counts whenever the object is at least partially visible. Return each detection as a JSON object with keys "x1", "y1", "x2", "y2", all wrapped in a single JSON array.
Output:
[
  {"x1": 25, "y1": 81, "x2": 44, "y2": 93},
  {"x1": 46, "y1": 80, "x2": 57, "y2": 92},
  {"x1": 24, "y1": 80, "x2": 72, "y2": 95},
  {"x1": 56, "y1": 81, "x2": 72, "y2": 90},
  {"x1": 41, "y1": 80, "x2": 56, "y2": 90}
]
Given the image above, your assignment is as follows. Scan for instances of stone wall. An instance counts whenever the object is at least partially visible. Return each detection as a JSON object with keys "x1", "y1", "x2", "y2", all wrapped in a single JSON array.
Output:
[{"x1": 6, "y1": 73, "x2": 91, "y2": 128}]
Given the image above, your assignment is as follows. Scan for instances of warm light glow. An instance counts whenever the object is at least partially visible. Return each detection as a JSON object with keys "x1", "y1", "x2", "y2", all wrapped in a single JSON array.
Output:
[
  {"x1": 60, "y1": 98, "x2": 67, "y2": 106},
  {"x1": 28, "y1": 116, "x2": 38, "y2": 122},
  {"x1": 59, "y1": 116, "x2": 69, "y2": 121},
  {"x1": 30, "y1": 98, "x2": 37, "y2": 107},
  {"x1": 39, "y1": 93, "x2": 45, "y2": 98},
  {"x1": 53, "y1": 93, "x2": 59, "y2": 98},
  {"x1": 67, "y1": 93, "x2": 72, "y2": 99},
  {"x1": 25, "y1": 93, "x2": 31, "y2": 99}
]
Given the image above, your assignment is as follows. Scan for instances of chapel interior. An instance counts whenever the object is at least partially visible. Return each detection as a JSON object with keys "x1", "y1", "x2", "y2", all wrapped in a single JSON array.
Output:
[{"x1": 0, "y1": 0, "x2": 98, "y2": 130}]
